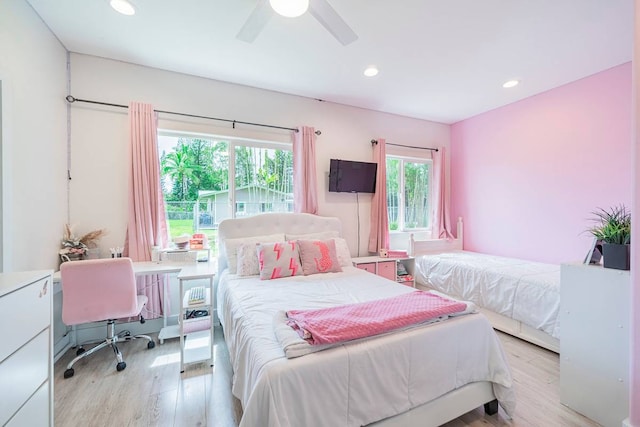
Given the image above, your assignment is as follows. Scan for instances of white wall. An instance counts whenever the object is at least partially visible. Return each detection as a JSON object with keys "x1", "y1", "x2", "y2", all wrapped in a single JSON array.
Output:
[
  {"x1": 0, "y1": 0, "x2": 68, "y2": 271},
  {"x1": 69, "y1": 54, "x2": 450, "y2": 257}
]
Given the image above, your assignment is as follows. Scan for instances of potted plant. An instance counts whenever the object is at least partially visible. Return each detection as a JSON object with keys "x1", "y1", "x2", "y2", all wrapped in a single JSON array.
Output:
[
  {"x1": 59, "y1": 225, "x2": 107, "y2": 262},
  {"x1": 588, "y1": 205, "x2": 631, "y2": 270}
]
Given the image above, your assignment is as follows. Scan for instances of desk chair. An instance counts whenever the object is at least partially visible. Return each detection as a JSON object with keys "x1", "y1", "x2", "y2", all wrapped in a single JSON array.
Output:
[{"x1": 60, "y1": 257, "x2": 156, "y2": 378}]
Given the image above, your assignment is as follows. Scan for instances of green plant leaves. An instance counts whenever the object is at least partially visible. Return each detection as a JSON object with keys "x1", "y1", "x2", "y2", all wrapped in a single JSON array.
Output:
[{"x1": 588, "y1": 204, "x2": 631, "y2": 245}]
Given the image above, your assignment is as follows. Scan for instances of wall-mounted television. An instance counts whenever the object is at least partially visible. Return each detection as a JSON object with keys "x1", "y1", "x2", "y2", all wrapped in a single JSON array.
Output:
[{"x1": 328, "y1": 159, "x2": 377, "y2": 193}]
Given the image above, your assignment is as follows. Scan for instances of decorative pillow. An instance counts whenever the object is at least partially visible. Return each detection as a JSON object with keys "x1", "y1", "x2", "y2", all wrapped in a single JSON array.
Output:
[
  {"x1": 224, "y1": 233, "x2": 285, "y2": 274},
  {"x1": 332, "y1": 237, "x2": 352, "y2": 267},
  {"x1": 257, "y1": 241, "x2": 303, "y2": 280},
  {"x1": 285, "y1": 230, "x2": 340, "y2": 241},
  {"x1": 236, "y1": 243, "x2": 260, "y2": 276},
  {"x1": 297, "y1": 239, "x2": 343, "y2": 275}
]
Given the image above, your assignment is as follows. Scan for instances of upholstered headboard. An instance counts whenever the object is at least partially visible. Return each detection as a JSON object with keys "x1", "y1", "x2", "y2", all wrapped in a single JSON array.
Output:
[{"x1": 216, "y1": 213, "x2": 342, "y2": 275}]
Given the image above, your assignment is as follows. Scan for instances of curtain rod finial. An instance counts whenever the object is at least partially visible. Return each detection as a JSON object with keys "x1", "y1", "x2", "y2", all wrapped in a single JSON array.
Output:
[
  {"x1": 371, "y1": 139, "x2": 378, "y2": 145},
  {"x1": 315, "y1": 130, "x2": 321, "y2": 135},
  {"x1": 66, "y1": 95, "x2": 76, "y2": 103}
]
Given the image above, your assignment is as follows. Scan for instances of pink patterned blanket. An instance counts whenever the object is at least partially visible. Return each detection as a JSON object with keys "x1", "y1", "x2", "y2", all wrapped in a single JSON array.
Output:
[{"x1": 286, "y1": 291, "x2": 468, "y2": 345}]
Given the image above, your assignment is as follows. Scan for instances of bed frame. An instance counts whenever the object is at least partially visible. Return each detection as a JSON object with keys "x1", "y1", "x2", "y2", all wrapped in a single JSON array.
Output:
[
  {"x1": 217, "y1": 213, "x2": 501, "y2": 426},
  {"x1": 410, "y1": 217, "x2": 560, "y2": 353}
]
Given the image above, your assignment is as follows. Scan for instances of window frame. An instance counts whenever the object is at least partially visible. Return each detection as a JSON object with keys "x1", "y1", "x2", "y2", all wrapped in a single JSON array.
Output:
[
  {"x1": 157, "y1": 129, "x2": 294, "y2": 224},
  {"x1": 386, "y1": 154, "x2": 433, "y2": 233}
]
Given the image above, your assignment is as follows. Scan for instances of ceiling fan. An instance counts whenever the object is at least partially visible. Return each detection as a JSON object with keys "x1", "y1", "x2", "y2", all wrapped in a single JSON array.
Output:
[{"x1": 237, "y1": 0, "x2": 358, "y2": 46}]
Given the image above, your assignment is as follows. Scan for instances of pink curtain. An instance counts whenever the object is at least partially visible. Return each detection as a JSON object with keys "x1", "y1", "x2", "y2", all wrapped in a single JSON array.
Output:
[
  {"x1": 368, "y1": 139, "x2": 390, "y2": 253},
  {"x1": 123, "y1": 102, "x2": 169, "y2": 319},
  {"x1": 432, "y1": 147, "x2": 454, "y2": 239},
  {"x1": 293, "y1": 126, "x2": 318, "y2": 214}
]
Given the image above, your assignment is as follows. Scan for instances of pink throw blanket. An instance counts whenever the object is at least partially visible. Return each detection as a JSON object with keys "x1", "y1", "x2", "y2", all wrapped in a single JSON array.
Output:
[{"x1": 286, "y1": 291, "x2": 468, "y2": 345}]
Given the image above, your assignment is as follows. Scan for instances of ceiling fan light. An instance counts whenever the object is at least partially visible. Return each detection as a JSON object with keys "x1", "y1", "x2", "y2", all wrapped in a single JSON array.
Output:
[
  {"x1": 110, "y1": 0, "x2": 135, "y2": 16},
  {"x1": 269, "y1": 0, "x2": 309, "y2": 18},
  {"x1": 364, "y1": 66, "x2": 379, "y2": 77}
]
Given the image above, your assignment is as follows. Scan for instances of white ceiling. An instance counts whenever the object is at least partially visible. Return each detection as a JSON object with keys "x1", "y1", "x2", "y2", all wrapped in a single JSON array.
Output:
[{"x1": 27, "y1": 0, "x2": 633, "y2": 124}]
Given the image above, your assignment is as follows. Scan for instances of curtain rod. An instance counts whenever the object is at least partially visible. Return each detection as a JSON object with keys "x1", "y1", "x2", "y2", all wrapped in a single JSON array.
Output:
[
  {"x1": 370, "y1": 139, "x2": 438, "y2": 152},
  {"x1": 65, "y1": 95, "x2": 322, "y2": 135}
]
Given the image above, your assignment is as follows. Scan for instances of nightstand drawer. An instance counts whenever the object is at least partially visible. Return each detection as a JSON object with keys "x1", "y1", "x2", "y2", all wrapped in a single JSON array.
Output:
[
  {"x1": 377, "y1": 261, "x2": 396, "y2": 281},
  {"x1": 355, "y1": 263, "x2": 376, "y2": 274}
]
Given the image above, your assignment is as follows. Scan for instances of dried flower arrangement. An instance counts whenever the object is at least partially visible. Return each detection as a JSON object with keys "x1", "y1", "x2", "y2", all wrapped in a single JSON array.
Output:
[{"x1": 60, "y1": 224, "x2": 107, "y2": 261}]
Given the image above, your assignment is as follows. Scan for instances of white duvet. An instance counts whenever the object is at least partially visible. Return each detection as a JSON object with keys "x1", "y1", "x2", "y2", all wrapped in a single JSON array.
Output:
[
  {"x1": 218, "y1": 266, "x2": 516, "y2": 427},
  {"x1": 414, "y1": 251, "x2": 561, "y2": 339}
]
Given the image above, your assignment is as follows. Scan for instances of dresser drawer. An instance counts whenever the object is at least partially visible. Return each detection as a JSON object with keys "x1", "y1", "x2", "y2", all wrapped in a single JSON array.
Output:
[
  {"x1": 377, "y1": 261, "x2": 396, "y2": 281},
  {"x1": 0, "y1": 277, "x2": 51, "y2": 362},
  {"x1": 5, "y1": 381, "x2": 50, "y2": 427},
  {"x1": 0, "y1": 329, "x2": 49, "y2": 426}
]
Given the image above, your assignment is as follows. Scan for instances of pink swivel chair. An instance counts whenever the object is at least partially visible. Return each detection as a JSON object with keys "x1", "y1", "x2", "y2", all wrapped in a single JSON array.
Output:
[{"x1": 60, "y1": 257, "x2": 156, "y2": 378}]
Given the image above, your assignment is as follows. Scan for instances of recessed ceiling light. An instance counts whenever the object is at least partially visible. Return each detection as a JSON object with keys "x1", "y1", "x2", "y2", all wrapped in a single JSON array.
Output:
[
  {"x1": 364, "y1": 66, "x2": 379, "y2": 77},
  {"x1": 110, "y1": 0, "x2": 136, "y2": 16},
  {"x1": 269, "y1": 0, "x2": 309, "y2": 18},
  {"x1": 503, "y1": 79, "x2": 519, "y2": 88}
]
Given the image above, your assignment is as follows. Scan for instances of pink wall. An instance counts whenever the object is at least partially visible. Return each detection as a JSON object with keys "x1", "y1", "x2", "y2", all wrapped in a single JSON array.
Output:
[
  {"x1": 450, "y1": 63, "x2": 632, "y2": 264},
  {"x1": 630, "y1": 1, "x2": 639, "y2": 422}
]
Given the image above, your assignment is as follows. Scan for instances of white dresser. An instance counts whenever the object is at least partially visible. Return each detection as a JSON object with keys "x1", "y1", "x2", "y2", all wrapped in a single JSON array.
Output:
[
  {"x1": 560, "y1": 263, "x2": 629, "y2": 427},
  {"x1": 0, "y1": 270, "x2": 53, "y2": 426}
]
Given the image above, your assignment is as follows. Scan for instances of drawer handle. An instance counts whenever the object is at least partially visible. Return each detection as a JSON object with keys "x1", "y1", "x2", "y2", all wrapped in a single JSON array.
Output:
[{"x1": 39, "y1": 279, "x2": 49, "y2": 298}]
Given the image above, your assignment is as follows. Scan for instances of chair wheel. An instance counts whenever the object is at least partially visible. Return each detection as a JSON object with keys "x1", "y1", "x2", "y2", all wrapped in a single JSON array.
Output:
[
  {"x1": 116, "y1": 362, "x2": 126, "y2": 372},
  {"x1": 64, "y1": 368, "x2": 74, "y2": 379},
  {"x1": 147, "y1": 340, "x2": 156, "y2": 349},
  {"x1": 75, "y1": 347, "x2": 86, "y2": 356}
]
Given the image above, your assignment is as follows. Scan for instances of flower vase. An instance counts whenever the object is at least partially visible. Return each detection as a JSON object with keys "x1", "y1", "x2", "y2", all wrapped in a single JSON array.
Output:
[{"x1": 61, "y1": 253, "x2": 84, "y2": 263}]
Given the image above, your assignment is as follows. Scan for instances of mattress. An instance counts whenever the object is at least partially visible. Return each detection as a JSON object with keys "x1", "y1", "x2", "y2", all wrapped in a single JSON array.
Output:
[
  {"x1": 414, "y1": 251, "x2": 561, "y2": 339},
  {"x1": 217, "y1": 266, "x2": 515, "y2": 427}
]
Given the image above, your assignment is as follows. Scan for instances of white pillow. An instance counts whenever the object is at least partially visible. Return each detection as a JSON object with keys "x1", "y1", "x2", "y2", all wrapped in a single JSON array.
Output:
[
  {"x1": 333, "y1": 237, "x2": 352, "y2": 267},
  {"x1": 236, "y1": 243, "x2": 260, "y2": 276},
  {"x1": 257, "y1": 241, "x2": 303, "y2": 280},
  {"x1": 224, "y1": 233, "x2": 285, "y2": 274},
  {"x1": 285, "y1": 230, "x2": 340, "y2": 241}
]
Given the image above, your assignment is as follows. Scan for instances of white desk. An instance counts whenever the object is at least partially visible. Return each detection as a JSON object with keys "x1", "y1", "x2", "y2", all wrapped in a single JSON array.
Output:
[
  {"x1": 53, "y1": 260, "x2": 217, "y2": 346},
  {"x1": 52, "y1": 260, "x2": 216, "y2": 288}
]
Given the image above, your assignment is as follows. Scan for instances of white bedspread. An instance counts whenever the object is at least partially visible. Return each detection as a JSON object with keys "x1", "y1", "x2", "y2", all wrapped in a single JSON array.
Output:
[
  {"x1": 218, "y1": 266, "x2": 516, "y2": 427},
  {"x1": 414, "y1": 251, "x2": 560, "y2": 339}
]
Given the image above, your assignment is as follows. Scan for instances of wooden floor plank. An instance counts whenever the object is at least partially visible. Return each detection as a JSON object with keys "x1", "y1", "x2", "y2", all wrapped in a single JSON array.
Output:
[{"x1": 54, "y1": 327, "x2": 600, "y2": 427}]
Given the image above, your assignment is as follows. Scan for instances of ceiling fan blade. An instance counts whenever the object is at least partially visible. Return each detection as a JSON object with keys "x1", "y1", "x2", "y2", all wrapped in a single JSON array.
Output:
[
  {"x1": 237, "y1": 0, "x2": 274, "y2": 43},
  {"x1": 309, "y1": 0, "x2": 358, "y2": 46}
]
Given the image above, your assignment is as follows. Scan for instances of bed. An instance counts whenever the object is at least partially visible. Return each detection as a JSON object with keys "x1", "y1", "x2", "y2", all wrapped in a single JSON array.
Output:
[
  {"x1": 410, "y1": 218, "x2": 560, "y2": 353},
  {"x1": 215, "y1": 213, "x2": 515, "y2": 427}
]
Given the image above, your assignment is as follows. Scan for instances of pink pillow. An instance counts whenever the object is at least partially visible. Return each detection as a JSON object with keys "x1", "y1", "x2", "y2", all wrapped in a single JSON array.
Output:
[
  {"x1": 297, "y1": 239, "x2": 343, "y2": 275},
  {"x1": 257, "y1": 241, "x2": 303, "y2": 280}
]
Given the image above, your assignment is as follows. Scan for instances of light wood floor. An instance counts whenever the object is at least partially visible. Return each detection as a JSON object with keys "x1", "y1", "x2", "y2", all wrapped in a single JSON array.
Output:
[{"x1": 54, "y1": 327, "x2": 600, "y2": 427}]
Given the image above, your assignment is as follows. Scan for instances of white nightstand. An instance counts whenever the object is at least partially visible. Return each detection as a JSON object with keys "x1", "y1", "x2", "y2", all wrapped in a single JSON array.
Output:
[{"x1": 352, "y1": 256, "x2": 415, "y2": 287}]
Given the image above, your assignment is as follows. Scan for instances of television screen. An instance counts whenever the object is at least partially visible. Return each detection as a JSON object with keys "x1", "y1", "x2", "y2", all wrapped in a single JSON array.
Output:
[{"x1": 328, "y1": 159, "x2": 377, "y2": 193}]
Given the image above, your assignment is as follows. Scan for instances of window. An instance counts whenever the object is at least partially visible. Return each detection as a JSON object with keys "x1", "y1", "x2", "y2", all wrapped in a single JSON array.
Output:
[
  {"x1": 260, "y1": 202, "x2": 273, "y2": 212},
  {"x1": 386, "y1": 156, "x2": 432, "y2": 231},
  {"x1": 158, "y1": 132, "x2": 294, "y2": 249}
]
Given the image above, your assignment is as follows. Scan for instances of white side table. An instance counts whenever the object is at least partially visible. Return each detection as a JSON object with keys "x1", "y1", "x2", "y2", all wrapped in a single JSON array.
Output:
[{"x1": 177, "y1": 264, "x2": 216, "y2": 373}]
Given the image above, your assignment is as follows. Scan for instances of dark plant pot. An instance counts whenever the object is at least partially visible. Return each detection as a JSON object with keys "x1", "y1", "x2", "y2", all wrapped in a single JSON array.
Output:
[{"x1": 602, "y1": 243, "x2": 630, "y2": 270}]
